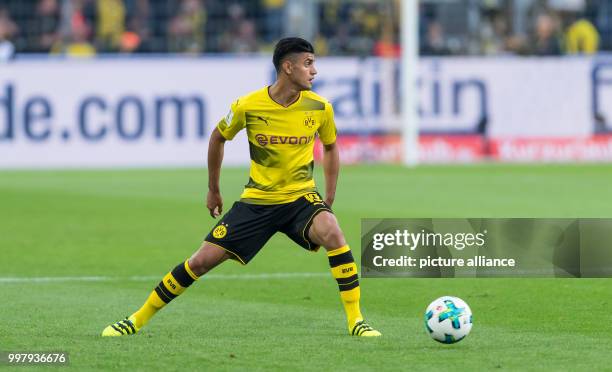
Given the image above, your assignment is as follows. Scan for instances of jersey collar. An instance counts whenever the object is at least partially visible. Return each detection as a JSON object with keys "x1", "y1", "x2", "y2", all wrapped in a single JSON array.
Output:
[{"x1": 266, "y1": 86, "x2": 303, "y2": 109}]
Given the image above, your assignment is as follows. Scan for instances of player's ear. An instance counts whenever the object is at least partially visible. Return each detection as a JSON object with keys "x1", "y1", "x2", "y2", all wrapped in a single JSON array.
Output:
[{"x1": 282, "y1": 59, "x2": 293, "y2": 75}]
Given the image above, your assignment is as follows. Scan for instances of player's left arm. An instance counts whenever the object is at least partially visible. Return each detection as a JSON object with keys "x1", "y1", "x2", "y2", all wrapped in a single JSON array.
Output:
[
  {"x1": 318, "y1": 102, "x2": 339, "y2": 207},
  {"x1": 322, "y1": 142, "x2": 339, "y2": 207}
]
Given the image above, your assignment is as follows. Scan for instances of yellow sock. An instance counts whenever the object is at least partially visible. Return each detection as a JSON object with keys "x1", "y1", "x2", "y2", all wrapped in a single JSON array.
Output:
[
  {"x1": 131, "y1": 260, "x2": 199, "y2": 328},
  {"x1": 327, "y1": 245, "x2": 363, "y2": 329}
]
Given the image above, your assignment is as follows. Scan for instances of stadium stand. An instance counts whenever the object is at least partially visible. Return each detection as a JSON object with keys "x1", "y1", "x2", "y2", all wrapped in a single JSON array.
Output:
[{"x1": 0, "y1": 0, "x2": 610, "y2": 57}]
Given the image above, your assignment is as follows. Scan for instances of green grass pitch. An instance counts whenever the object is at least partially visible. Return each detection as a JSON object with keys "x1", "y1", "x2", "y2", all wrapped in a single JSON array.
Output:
[{"x1": 2, "y1": 164, "x2": 612, "y2": 370}]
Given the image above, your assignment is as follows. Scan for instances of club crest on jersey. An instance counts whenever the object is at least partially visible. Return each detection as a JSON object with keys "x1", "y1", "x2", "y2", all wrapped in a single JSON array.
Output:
[
  {"x1": 213, "y1": 223, "x2": 228, "y2": 239},
  {"x1": 303, "y1": 111, "x2": 316, "y2": 129}
]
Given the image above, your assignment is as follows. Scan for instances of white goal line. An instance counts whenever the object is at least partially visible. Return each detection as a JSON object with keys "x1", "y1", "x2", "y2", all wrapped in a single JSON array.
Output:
[{"x1": 0, "y1": 272, "x2": 330, "y2": 284}]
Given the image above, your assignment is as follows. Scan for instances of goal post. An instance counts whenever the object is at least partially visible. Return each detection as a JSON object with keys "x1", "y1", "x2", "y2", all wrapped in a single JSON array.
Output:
[{"x1": 401, "y1": 0, "x2": 420, "y2": 166}]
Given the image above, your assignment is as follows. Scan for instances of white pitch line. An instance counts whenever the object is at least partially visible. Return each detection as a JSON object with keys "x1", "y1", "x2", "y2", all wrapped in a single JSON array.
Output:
[{"x1": 0, "y1": 272, "x2": 330, "y2": 284}]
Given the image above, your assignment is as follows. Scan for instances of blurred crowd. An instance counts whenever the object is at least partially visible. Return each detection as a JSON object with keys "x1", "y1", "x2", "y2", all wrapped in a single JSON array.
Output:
[
  {"x1": 0, "y1": 0, "x2": 610, "y2": 60},
  {"x1": 421, "y1": 0, "x2": 607, "y2": 56}
]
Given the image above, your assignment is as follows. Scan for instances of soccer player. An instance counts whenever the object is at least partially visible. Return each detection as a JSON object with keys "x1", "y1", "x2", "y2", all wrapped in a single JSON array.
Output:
[{"x1": 102, "y1": 37, "x2": 381, "y2": 337}]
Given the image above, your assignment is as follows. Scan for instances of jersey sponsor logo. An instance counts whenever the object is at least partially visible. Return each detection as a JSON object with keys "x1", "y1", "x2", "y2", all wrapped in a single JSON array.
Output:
[
  {"x1": 254, "y1": 134, "x2": 314, "y2": 147},
  {"x1": 303, "y1": 111, "x2": 316, "y2": 129},
  {"x1": 212, "y1": 224, "x2": 228, "y2": 239},
  {"x1": 255, "y1": 134, "x2": 269, "y2": 146}
]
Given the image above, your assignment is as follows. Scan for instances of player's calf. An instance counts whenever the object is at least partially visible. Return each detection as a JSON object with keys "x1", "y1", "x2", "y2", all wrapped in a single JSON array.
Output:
[
  {"x1": 308, "y1": 212, "x2": 381, "y2": 336},
  {"x1": 101, "y1": 259, "x2": 200, "y2": 337},
  {"x1": 102, "y1": 243, "x2": 229, "y2": 337},
  {"x1": 326, "y1": 245, "x2": 382, "y2": 337}
]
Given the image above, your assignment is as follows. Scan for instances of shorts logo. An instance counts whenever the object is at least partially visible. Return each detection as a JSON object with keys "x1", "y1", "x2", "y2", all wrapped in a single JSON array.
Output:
[
  {"x1": 255, "y1": 134, "x2": 268, "y2": 146},
  {"x1": 213, "y1": 224, "x2": 228, "y2": 239},
  {"x1": 303, "y1": 111, "x2": 316, "y2": 129},
  {"x1": 304, "y1": 192, "x2": 324, "y2": 206}
]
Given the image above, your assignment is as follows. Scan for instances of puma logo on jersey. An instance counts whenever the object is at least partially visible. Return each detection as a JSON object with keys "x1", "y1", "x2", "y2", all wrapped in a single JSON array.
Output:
[{"x1": 257, "y1": 116, "x2": 270, "y2": 125}]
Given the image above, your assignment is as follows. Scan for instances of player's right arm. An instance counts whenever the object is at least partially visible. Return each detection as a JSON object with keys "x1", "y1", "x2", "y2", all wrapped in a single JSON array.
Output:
[
  {"x1": 207, "y1": 128, "x2": 226, "y2": 218},
  {"x1": 207, "y1": 99, "x2": 246, "y2": 218}
]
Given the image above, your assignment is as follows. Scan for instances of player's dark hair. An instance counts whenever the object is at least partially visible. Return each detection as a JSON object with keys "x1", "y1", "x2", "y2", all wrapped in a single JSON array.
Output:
[{"x1": 273, "y1": 37, "x2": 315, "y2": 73}]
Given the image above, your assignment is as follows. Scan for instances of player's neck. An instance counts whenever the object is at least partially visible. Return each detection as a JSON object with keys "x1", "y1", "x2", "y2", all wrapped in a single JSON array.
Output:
[{"x1": 268, "y1": 81, "x2": 301, "y2": 108}]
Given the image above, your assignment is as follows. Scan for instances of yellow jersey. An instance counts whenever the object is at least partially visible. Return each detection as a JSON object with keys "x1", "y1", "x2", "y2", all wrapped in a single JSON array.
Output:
[
  {"x1": 565, "y1": 19, "x2": 599, "y2": 54},
  {"x1": 216, "y1": 86, "x2": 337, "y2": 205}
]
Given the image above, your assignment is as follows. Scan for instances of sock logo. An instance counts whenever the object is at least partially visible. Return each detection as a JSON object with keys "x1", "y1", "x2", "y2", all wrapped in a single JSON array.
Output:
[
  {"x1": 166, "y1": 278, "x2": 176, "y2": 290},
  {"x1": 213, "y1": 223, "x2": 228, "y2": 239},
  {"x1": 342, "y1": 267, "x2": 354, "y2": 274}
]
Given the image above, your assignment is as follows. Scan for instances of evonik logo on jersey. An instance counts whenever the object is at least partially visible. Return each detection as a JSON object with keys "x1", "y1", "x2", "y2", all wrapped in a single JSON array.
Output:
[{"x1": 255, "y1": 134, "x2": 314, "y2": 146}]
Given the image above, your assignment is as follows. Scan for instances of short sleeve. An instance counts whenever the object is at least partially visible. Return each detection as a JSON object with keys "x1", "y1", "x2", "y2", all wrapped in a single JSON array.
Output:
[
  {"x1": 216, "y1": 99, "x2": 245, "y2": 140},
  {"x1": 317, "y1": 102, "x2": 337, "y2": 145}
]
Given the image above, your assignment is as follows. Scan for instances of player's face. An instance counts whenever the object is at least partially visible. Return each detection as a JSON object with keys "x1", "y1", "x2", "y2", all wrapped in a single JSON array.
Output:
[{"x1": 290, "y1": 52, "x2": 317, "y2": 90}]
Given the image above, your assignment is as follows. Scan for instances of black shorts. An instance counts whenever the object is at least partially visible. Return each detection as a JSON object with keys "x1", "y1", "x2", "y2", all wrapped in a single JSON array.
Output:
[{"x1": 204, "y1": 192, "x2": 332, "y2": 264}]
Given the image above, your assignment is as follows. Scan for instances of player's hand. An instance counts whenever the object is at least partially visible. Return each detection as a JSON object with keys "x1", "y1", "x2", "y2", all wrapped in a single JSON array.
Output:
[{"x1": 207, "y1": 190, "x2": 223, "y2": 218}]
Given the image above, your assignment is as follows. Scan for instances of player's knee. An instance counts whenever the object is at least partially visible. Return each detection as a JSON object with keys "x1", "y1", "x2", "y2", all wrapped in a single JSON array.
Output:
[
  {"x1": 187, "y1": 255, "x2": 209, "y2": 277},
  {"x1": 188, "y1": 243, "x2": 228, "y2": 276},
  {"x1": 322, "y1": 226, "x2": 346, "y2": 249},
  {"x1": 312, "y1": 212, "x2": 346, "y2": 248}
]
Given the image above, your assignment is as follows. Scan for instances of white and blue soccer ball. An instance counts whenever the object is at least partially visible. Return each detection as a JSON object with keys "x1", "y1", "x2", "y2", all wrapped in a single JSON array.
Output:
[{"x1": 424, "y1": 296, "x2": 473, "y2": 344}]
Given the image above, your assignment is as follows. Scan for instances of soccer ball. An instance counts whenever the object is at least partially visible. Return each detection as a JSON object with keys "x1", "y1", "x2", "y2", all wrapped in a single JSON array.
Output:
[{"x1": 424, "y1": 296, "x2": 473, "y2": 344}]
